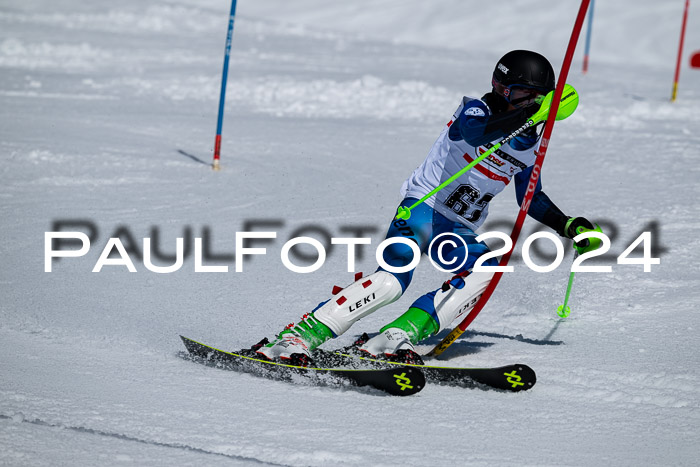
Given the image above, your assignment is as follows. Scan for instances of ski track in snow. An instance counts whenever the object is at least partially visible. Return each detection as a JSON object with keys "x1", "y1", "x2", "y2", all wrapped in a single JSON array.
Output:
[
  {"x1": 0, "y1": 415, "x2": 280, "y2": 467},
  {"x1": 2, "y1": 0, "x2": 700, "y2": 465}
]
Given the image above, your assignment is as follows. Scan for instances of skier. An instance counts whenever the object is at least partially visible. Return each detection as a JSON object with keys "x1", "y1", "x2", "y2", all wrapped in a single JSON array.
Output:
[{"x1": 253, "y1": 50, "x2": 597, "y2": 366}]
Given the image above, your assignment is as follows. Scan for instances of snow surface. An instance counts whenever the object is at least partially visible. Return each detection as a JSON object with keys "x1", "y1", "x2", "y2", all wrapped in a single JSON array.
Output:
[{"x1": 2, "y1": 0, "x2": 700, "y2": 465}]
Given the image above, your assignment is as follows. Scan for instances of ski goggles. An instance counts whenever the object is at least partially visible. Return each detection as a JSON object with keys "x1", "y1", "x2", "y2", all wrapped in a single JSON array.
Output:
[{"x1": 492, "y1": 78, "x2": 548, "y2": 108}]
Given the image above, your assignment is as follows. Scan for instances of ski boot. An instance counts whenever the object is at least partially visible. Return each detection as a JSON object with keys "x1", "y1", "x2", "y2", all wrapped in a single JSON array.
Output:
[
  {"x1": 254, "y1": 270, "x2": 403, "y2": 367},
  {"x1": 357, "y1": 306, "x2": 442, "y2": 365},
  {"x1": 357, "y1": 271, "x2": 493, "y2": 364},
  {"x1": 255, "y1": 312, "x2": 334, "y2": 367},
  {"x1": 359, "y1": 328, "x2": 424, "y2": 365}
]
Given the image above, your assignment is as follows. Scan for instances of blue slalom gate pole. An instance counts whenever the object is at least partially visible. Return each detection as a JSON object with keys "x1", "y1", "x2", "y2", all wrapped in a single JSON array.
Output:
[
  {"x1": 583, "y1": 0, "x2": 595, "y2": 73},
  {"x1": 213, "y1": 0, "x2": 238, "y2": 171}
]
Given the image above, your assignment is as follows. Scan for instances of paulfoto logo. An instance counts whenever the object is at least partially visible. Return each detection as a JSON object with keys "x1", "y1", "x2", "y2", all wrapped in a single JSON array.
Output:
[{"x1": 44, "y1": 220, "x2": 662, "y2": 275}]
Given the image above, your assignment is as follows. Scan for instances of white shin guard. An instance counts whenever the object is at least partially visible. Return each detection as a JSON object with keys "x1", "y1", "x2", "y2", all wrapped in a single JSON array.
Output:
[
  {"x1": 433, "y1": 271, "x2": 494, "y2": 333},
  {"x1": 314, "y1": 271, "x2": 403, "y2": 336}
]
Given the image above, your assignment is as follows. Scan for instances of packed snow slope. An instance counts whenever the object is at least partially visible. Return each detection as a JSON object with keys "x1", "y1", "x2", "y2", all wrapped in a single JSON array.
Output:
[{"x1": 2, "y1": 0, "x2": 700, "y2": 465}]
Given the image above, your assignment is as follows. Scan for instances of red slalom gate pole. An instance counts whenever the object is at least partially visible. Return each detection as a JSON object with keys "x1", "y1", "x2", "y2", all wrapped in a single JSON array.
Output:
[
  {"x1": 671, "y1": 0, "x2": 690, "y2": 102},
  {"x1": 429, "y1": 0, "x2": 592, "y2": 357}
]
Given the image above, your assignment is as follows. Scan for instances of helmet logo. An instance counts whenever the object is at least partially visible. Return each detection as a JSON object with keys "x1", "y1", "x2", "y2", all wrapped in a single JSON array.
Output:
[{"x1": 497, "y1": 63, "x2": 509, "y2": 74}]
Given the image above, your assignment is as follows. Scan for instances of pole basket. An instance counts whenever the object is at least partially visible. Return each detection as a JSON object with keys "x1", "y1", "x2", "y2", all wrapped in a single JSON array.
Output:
[{"x1": 691, "y1": 51, "x2": 700, "y2": 69}]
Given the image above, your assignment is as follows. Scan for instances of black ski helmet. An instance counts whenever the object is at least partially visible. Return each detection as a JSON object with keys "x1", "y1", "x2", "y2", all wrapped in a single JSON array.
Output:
[{"x1": 492, "y1": 50, "x2": 555, "y2": 102}]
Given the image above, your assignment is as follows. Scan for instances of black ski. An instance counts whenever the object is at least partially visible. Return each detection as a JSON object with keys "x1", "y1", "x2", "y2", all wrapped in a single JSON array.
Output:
[
  {"x1": 312, "y1": 350, "x2": 536, "y2": 392},
  {"x1": 180, "y1": 336, "x2": 424, "y2": 396}
]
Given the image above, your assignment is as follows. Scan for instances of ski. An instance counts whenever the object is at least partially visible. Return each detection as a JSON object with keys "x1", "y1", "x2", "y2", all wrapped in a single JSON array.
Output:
[
  {"x1": 312, "y1": 349, "x2": 536, "y2": 392},
  {"x1": 180, "y1": 336, "x2": 425, "y2": 396}
]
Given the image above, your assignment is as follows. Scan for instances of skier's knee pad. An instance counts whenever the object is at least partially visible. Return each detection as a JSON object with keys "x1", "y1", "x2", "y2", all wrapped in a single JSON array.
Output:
[
  {"x1": 412, "y1": 271, "x2": 494, "y2": 333},
  {"x1": 314, "y1": 271, "x2": 403, "y2": 336}
]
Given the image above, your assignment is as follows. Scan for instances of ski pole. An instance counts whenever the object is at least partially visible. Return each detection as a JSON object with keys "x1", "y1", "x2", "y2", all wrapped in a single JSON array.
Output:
[
  {"x1": 557, "y1": 223, "x2": 603, "y2": 318},
  {"x1": 395, "y1": 84, "x2": 579, "y2": 221},
  {"x1": 557, "y1": 253, "x2": 577, "y2": 318}
]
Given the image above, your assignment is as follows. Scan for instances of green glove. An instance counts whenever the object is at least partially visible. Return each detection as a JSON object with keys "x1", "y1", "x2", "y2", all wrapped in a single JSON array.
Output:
[{"x1": 564, "y1": 217, "x2": 603, "y2": 254}]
